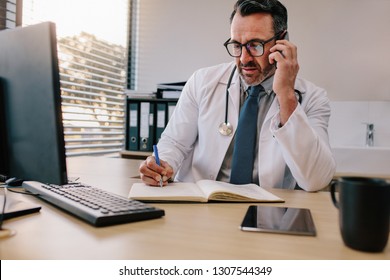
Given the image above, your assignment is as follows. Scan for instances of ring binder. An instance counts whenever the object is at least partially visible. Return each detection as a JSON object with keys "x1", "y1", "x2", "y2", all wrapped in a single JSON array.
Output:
[
  {"x1": 125, "y1": 94, "x2": 179, "y2": 153},
  {"x1": 127, "y1": 102, "x2": 139, "y2": 151}
]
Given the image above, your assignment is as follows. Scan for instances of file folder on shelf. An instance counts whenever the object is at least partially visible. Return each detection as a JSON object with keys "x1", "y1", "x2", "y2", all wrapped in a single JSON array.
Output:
[
  {"x1": 139, "y1": 102, "x2": 155, "y2": 151},
  {"x1": 167, "y1": 102, "x2": 177, "y2": 121},
  {"x1": 125, "y1": 97, "x2": 178, "y2": 154},
  {"x1": 156, "y1": 81, "x2": 185, "y2": 99},
  {"x1": 156, "y1": 102, "x2": 167, "y2": 143},
  {"x1": 127, "y1": 102, "x2": 139, "y2": 151}
]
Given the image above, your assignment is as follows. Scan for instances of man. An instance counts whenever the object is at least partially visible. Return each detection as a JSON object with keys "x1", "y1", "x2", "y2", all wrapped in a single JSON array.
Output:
[{"x1": 139, "y1": 0, "x2": 336, "y2": 191}]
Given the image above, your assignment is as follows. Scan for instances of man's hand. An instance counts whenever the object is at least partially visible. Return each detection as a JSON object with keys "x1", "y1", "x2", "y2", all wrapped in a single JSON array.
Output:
[
  {"x1": 269, "y1": 39, "x2": 300, "y2": 125},
  {"x1": 139, "y1": 156, "x2": 174, "y2": 186}
]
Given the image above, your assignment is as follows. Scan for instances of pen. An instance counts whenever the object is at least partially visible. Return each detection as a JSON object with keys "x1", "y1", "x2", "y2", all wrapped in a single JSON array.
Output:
[{"x1": 153, "y1": 145, "x2": 163, "y2": 187}]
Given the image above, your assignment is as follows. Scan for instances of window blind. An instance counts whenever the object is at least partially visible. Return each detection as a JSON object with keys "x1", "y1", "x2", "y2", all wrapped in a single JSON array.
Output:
[
  {"x1": 20, "y1": 0, "x2": 131, "y2": 157},
  {"x1": 58, "y1": 33, "x2": 127, "y2": 156},
  {"x1": 5, "y1": 0, "x2": 131, "y2": 157}
]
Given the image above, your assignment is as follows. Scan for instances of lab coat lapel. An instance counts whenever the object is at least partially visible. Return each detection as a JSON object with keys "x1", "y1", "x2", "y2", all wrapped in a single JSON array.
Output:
[
  {"x1": 228, "y1": 78, "x2": 241, "y2": 127},
  {"x1": 264, "y1": 96, "x2": 280, "y2": 125}
]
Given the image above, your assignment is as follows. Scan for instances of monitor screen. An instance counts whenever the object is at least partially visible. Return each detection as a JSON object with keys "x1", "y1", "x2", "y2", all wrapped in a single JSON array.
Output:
[{"x1": 0, "y1": 22, "x2": 68, "y2": 185}]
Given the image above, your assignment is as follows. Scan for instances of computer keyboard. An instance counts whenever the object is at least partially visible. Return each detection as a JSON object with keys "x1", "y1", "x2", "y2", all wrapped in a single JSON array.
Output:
[{"x1": 22, "y1": 181, "x2": 165, "y2": 227}]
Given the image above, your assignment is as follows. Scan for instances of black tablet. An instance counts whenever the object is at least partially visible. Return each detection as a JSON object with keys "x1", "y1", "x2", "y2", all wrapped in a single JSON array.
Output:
[
  {"x1": 240, "y1": 205, "x2": 316, "y2": 236},
  {"x1": 1, "y1": 195, "x2": 41, "y2": 220}
]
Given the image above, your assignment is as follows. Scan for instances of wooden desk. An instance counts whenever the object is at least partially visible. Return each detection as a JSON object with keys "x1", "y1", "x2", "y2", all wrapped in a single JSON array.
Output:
[{"x1": 1, "y1": 156, "x2": 389, "y2": 260}]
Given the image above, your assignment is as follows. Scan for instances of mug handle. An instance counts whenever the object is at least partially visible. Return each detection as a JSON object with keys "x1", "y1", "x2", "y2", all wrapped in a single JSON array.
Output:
[{"x1": 330, "y1": 179, "x2": 339, "y2": 209}]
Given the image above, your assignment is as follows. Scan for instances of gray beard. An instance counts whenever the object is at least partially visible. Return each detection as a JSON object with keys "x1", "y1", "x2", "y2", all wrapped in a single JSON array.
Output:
[{"x1": 239, "y1": 63, "x2": 276, "y2": 86}]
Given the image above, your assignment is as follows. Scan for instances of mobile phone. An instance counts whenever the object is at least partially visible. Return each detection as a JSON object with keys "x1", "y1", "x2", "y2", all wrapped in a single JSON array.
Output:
[
  {"x1": 240, "y1": 205, "x2": 316, "y2": 236},
  {"x1": 272, "y1": 31, "x2": 288, "y2": 68},
  {"x1": 282, "y1": 30, "x2": 289, "y2": 40}
]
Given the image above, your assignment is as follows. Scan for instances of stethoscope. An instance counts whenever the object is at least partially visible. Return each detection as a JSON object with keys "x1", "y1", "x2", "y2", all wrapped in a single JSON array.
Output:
[{"x1": 218, "y1": 66, "x2": 303, "y2": 136}]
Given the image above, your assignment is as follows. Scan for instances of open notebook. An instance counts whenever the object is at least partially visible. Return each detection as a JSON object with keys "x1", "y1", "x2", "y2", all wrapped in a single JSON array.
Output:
[{"x1": 129, "y1": 179, "x2": 284, "y2": 203}]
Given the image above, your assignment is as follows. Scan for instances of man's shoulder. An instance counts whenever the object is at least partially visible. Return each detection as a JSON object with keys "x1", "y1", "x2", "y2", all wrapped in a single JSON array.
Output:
[{"x1": 295, "y1": 76, "x2": 326, "y2": 95}]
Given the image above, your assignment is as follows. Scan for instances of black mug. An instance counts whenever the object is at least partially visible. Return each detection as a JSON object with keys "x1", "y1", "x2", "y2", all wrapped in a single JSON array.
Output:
[{"x1": 331, "y1": 177, "x2": 390, "y2": 252}]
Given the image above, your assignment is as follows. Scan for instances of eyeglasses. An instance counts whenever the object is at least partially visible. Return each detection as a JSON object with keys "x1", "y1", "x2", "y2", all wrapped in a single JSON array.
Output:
[{"x1": 224, "y1": 31, "x2": 283, "y2": 58}]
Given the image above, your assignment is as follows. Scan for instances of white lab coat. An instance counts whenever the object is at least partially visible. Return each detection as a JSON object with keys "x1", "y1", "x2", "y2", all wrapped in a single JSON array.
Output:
[{"x1": 157, "y1": 62, "x2": 336, "y2": 191}]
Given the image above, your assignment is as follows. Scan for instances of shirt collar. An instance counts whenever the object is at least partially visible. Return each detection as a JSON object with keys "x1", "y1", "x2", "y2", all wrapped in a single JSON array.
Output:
[
  {"x1": 261, "y1": 75, "x2": 274, "y2": 96},
  {"x1": 240, "y1": 75, "x2": 275, "y2": 96}
]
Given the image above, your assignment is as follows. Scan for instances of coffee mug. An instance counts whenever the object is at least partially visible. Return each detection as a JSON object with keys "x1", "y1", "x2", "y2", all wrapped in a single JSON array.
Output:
[{"x1": 331, "y1": 177, "x2": 390, "y2": 252}]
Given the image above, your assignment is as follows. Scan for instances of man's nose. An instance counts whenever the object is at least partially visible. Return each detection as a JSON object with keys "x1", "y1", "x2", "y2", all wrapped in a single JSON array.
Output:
[{"x1": 240, "y1": 46, "x2": 254, "y2": 64}]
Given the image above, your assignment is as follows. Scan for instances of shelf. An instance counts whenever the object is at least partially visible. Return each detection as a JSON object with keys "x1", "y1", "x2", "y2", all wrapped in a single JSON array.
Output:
[{"x1": 120, "y1": 150, "x2": 151, "y2": 160}]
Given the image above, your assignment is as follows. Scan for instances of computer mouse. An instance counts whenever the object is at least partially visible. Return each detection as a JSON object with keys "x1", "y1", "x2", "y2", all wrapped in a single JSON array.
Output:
[{"x1": 5, "y1": 177, "x2": 24, "y2": 187}]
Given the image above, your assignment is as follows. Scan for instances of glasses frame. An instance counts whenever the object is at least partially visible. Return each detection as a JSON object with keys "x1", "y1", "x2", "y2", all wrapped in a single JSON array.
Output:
[{"x1": 224, "y1": 31, "x2": 284, "y2": 58}]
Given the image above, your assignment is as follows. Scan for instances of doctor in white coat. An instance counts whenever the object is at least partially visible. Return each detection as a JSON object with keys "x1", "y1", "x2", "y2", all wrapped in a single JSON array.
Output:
[{"x1": 139, "y1": 0, "x2": 336, "y2": 192}]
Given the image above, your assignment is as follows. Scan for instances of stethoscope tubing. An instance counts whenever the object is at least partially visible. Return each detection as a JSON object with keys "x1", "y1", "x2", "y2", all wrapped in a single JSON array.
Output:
[{"x1": 224, "y1": 65, "x2": 237, "y2": 125}]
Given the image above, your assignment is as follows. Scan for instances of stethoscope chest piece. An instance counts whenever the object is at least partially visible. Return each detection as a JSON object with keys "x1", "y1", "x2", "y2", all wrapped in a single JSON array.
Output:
[{"x1": 219, "y1": 122, "x2": 233, "y2": 136}]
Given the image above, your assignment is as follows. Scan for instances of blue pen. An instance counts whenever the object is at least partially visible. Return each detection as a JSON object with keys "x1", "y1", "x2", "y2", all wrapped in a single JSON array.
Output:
[{"x1": 153, "y1": 145, "x2": 163, "y2": 187}]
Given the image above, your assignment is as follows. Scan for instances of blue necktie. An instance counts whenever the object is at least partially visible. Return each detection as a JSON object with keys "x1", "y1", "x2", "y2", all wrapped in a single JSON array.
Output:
[{"x1": 230, "y1": 85, "x2": 263, "y2": 184}]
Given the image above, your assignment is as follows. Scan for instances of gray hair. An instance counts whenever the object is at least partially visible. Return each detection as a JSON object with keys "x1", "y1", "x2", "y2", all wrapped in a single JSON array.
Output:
[{"x1": 230, "y1": 0, "x2": 288, "y2": 34}]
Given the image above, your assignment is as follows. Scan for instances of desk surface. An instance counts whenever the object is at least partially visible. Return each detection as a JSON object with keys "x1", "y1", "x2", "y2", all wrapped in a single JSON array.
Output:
[{"x1": 1, "y1": 156, "x2": 389, "y2": 260}]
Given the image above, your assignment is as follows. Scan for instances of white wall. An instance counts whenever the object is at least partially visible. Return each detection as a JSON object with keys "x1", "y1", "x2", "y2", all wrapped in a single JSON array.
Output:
[
  {"x1": 136, "y1": 0, "x2": 236, "y2": 91},
  {"x1": 329, "y1": 101, "x2": 390, "y2": 147},
  {"x1": 136, "y1": 0, "x2": 390, "y2": 102},
  {"x1": 283, "y1": 0, "x2": 390, "y2": 101}
]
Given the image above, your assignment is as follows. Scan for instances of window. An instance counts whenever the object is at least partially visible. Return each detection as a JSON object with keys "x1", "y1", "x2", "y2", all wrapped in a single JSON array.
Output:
[
  {"x1": 0, "y1": 0, "x2": 21, "y2": 29},
  {"x1": 22, "y1": 0, "x2": 130, "y2": 156}
]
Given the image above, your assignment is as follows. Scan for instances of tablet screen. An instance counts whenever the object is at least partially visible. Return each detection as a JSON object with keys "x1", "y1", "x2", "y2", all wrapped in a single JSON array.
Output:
[{"x1": 240, "y1": 205, "x2": 316, "y2": 236}]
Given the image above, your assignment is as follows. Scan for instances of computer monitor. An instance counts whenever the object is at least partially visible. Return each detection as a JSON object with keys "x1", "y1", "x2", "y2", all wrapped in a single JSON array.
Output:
[
  {"x1": 0, "y1": 22, "x2": 68, "y2": 185},
  {"x1": 0, "y1": 79, "x2": 8, "y2": 177}
]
